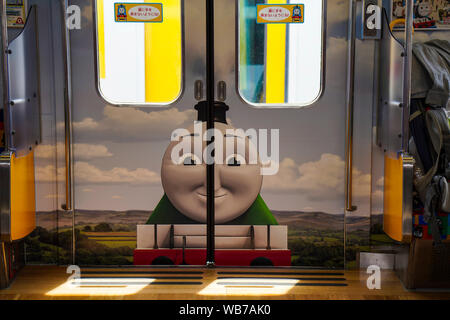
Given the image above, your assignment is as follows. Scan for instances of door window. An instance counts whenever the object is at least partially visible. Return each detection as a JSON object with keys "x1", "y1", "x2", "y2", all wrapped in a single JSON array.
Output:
[
  {"x1": 238, "y1": 0, "x2": 324, "y2": 106},
  {"x1": 96, "y1": 0, "x2": 182, "y2": 105}
]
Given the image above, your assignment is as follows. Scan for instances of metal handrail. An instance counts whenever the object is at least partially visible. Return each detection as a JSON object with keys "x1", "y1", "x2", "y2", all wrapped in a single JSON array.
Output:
[
  {"x1": 0, "y1": 0, "x2": 12, "y2": 152},
  {"x1": 402, "y1": 0, "x2": 414, "y2": 154},
  {"x1": 345, "y1": 0, "x2": 357, "y2": 212},
  {"x1": 61, "y1": 0, "x2": 75, "y2": 264}
]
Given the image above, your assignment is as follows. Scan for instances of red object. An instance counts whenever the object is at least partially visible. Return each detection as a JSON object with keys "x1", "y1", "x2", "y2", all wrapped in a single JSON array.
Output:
[
  {"x1": 414, "y1": 20, "x2": 436, "y2": 28},
  {"x1": 134, "y1": 249, "x2": 291, "y2": 266}
]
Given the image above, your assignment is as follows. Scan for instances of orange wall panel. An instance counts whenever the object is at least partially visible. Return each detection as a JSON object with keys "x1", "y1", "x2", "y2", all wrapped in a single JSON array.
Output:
[{"x1": 10, "y1": 152, "x2": 36, "y2": 241}]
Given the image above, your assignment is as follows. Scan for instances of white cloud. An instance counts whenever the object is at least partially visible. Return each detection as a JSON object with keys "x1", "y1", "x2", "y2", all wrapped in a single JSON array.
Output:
[
  {"x1": 36, "y1": 165, "x2": 62, "y2": 183},
  {"x1": 35, "y1": 143, "x2": 113, "y2": 160},
  {"x1": 75, "y1": 162, "x2": 160, "y2": 185},
  {"x1": 36, "y1": 162, "x2": 160, "y2": 186},
  {"x1": 59, "y1": 106, "x2": 196, "y2": 142},
  {"x1": 262, "y1": 153, "x2": 379, "y2": 202},
  {"x1": 45, "y1": 194, "x2": 63, "y2": 199},
  {"x1": 376, "y1": 177, "x2": 384, "y2": 187}
]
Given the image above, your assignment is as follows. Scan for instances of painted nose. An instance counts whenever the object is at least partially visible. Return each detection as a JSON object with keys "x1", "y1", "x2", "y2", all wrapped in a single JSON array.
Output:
[{"x1": 201, "y1": 166, "x2": 222, "y2": 192}]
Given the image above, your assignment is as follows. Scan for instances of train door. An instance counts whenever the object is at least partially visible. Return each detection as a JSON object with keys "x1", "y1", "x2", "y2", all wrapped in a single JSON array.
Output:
[
  {"x1": 61, "y1": 0, "x2": 358, "y2": 268},
  {"x1": 208, "y1": 0, "x2": 350, "y2": 268},
  {"x1": 65, "y1": 0, "x2": 209, "y2": 265}
]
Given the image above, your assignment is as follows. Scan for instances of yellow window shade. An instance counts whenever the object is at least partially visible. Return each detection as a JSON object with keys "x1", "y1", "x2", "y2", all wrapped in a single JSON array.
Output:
[
  {"x1": 97, "y1": 0, "x2": 106, "y2": 79},
  {"x1": 145, "y1": 0, "x2": 182, "y2": 103},
  {"x1": 265, "y1": 0, "x2": 286, "y2": 104}
]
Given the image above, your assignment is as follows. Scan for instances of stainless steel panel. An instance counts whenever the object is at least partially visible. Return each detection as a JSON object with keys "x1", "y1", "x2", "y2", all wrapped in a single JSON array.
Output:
[
  {"x1": 378, "y1": 8, "x2": 404, "y2": 158},
  {"x1": 7, "y1": 6, "x2": 41, "y2": 158},
  {"x1": 359, "y1": 252, "x2": 395, "y2": 269},
  {"x1": 0, "y1": 152, "x2": 11, "y2": 242},
  {"x1": 1, "y1": 0, "x2": 12, "y2": 151}
]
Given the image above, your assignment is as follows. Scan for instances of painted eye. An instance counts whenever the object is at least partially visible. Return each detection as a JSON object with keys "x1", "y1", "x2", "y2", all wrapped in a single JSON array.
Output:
[
  {"x1": 180, "y1": 153, "x2": 201, "y2": 166},
  {"x1": 225, "y1": 154, "x2": 245, "y2": 166}
]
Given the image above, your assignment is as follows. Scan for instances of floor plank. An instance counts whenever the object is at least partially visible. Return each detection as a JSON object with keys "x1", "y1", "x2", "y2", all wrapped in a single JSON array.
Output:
[{"x1": 0, "y1": 266, "x2": 448, "y2": 300}]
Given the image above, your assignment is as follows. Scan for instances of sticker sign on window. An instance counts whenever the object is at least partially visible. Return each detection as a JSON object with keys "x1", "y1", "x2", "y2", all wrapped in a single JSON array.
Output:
[
  {"x1": 115, "y1": 3, "x2": 163, "y2": 23},
  {"x1": 6, "y1": 0, "x2": 27, "y2": 28},
  {"x1": 256, "y1": 4, "x2": 304, "y2": 24}
]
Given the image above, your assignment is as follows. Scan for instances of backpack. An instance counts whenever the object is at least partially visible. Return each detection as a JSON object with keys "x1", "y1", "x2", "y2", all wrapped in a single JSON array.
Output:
[{"x1": 410, "y1": 98, "x2": 450, "y2": 246}]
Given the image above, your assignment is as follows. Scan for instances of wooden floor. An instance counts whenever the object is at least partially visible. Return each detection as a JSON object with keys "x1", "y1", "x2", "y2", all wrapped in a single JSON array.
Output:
[{"x1": 0, "y1": 266, "x2": 449, "y2": 300}]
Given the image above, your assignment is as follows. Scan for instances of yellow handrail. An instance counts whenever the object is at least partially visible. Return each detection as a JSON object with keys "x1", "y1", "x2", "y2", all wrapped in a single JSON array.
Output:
[{"x1": 390, "y1": 18, "x2": 415, "y2": 33}]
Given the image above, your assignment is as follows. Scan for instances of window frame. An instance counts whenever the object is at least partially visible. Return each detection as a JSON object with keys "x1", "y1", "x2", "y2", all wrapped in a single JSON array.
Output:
[
  {"x1": 236, "y1": 0, "x2": 327, "y2": 109},
  {"x1": 93, "y1": 0, "x2": 186, "y2": 107}
]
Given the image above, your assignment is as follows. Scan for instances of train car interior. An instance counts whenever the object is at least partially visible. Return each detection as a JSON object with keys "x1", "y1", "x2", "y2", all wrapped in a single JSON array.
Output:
[{"x1": 0, "y1": 0, "x2": 449, "y2": 301}]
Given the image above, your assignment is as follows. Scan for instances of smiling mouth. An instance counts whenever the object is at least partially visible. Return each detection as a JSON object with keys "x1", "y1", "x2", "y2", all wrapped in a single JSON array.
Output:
[{"x1": 197, "y1": 192, "x2": 227, "y2": 198}]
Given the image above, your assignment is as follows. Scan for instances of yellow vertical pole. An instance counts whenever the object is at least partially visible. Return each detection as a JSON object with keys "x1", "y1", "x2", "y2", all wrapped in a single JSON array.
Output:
[
  {"x1": 144, "y1": 0, "x2": 182, "y2": 103},
  {"x1": 97, "y1": 0, "x2": 106, "y2": 79},
  {"x1": 239, "y1": 1, "x2": 248, "y2": 94},
  {"x1": 265, "y1": 0, "x2": 287, "y2": 103}
]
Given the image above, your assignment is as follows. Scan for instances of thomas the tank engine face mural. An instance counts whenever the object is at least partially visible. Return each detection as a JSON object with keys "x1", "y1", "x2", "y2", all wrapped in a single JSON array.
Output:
[
  {"x1": 161, "y1": 122, "x2": 263, "y2": 224},
  {"x1": 147, "y1": 102, "x2": 277, "y2": 226}
]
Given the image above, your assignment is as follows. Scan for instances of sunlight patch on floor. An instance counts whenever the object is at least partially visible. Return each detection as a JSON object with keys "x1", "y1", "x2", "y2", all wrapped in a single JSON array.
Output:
[
  {"x1": 45, "y1": 278, "x2": 154, "y2": 297},
  {"x1": 199, "y1": 278, "x2": 298, "y2": 296}
]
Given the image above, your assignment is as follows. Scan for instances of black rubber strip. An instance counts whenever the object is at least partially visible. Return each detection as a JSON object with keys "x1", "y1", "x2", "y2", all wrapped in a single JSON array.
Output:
[
  {"x1": 218, "y1": 271, "x2": 345, "y2": 276},
  {"x1": 217, "y1": 277, "x2": 346, "y2": 281},
  {"x1": 296, "y1": 283, "x2": 348, "y2": 287},
  {"x1": 81, "y1": 271, "x2": 203, "y2": 275},
  {"x1": 217, "y1": 282, "x2": 348, "y2": 287},
  {"x1": 75, "y1": 281, "x2": 203, "y2": 286}
]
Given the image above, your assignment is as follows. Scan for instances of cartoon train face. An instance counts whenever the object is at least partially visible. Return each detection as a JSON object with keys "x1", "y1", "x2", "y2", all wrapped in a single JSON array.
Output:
[
  {"x1": 117, "y1": 4, "x2": 127, "y2": 20},
  {"x1": 147, "y1": 102, "x2": 277, "y2": 226},
  {"x1": 292, "y1": 5, "x2": 302, "y2": 22},
  {"x1": 415, "y1": 0, "x2": 433, "y2": 18}
]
